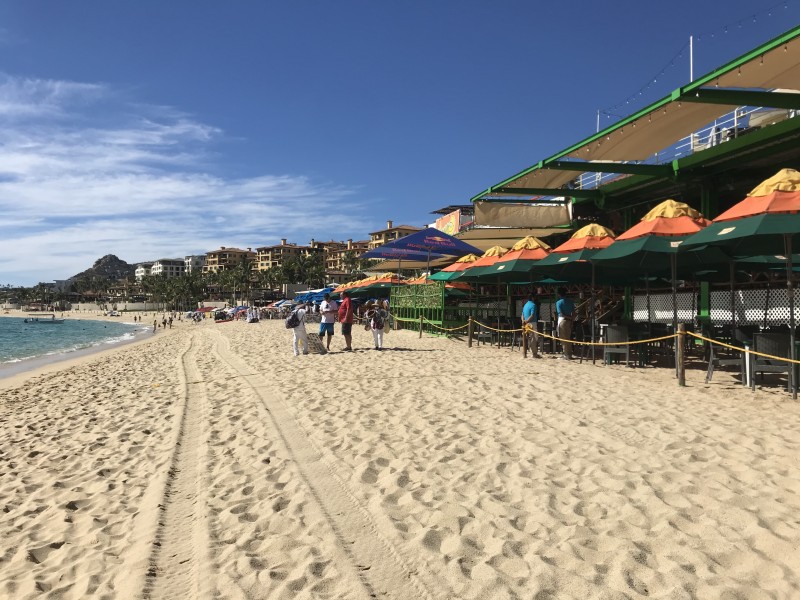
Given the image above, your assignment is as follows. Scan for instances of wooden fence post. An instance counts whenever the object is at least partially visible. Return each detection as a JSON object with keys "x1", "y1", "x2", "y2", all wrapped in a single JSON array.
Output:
[
  {"x1": 468, "y1": 316, "x2": 474, "y2": 348},
  {"x1": 677, "y1": 324, "x2": 686, "y2": 386},
  {"x1": 419, "y1": 315, "x2": 423, "y2": 338}
]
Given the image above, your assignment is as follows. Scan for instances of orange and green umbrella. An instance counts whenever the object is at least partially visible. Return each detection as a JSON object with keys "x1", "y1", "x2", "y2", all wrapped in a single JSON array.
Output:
[
  {"x1": 429, "y1": 253, "x2": 481, "y2": 281},
  {"x1": 590, "y1": 200, "x2": 727, "y2": 277},
  {"x1": 453, "y1": 245, "x2": 511, "y2": 281},
  {"x1": 683, "y1": 168, "x2": 800, "y2": 257},
  {"x1": 463, "y1": 236, "x2": 553, "y2": 282},
  {"x1": 532, "y1": 224, "x2": 621, "y2": 284}
]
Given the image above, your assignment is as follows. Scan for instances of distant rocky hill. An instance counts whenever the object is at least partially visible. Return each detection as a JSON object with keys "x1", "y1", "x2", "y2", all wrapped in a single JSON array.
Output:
[{"x1": 69, "y1": 255, "x2": 136, "y2": 283}]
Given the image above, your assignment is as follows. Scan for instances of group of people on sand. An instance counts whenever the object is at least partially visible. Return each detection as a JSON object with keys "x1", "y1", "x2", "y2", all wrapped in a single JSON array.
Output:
[
  {"x1": 521, "y1": 287, "x2": 575, "y2": 360},
  {"x1": 289, "y1": 291, "x2": 389, "y2": 356}
]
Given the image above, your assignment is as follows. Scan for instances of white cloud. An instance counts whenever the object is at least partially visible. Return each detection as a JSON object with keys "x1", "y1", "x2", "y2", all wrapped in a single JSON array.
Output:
[
  {"x1": 0, "y1": 74, "x2": 372, "y2": 285},
  {"x1": 0, "y1": 75, "x2": 106, "y2": 119}
]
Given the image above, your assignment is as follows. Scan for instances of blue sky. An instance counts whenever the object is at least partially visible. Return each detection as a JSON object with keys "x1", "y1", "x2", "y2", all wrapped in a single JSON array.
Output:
[{"x1": 1, "y1": 1, "x2": 798, "y2": 286}]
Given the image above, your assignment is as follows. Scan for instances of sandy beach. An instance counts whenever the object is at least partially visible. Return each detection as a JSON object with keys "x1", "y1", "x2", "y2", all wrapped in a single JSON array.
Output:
[{"x1": 1, "y1": 317, "x2": 799, "y2": 599}]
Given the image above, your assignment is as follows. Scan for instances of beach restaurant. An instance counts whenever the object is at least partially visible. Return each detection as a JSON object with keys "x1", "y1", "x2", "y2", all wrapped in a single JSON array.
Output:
[{"x1": 371, "y1": 25, "x2": 800, "y2": 393}]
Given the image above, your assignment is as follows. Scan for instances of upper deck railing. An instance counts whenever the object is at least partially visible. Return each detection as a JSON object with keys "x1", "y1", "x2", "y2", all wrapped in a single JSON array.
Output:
[{"x1": 572, "y1": 105, "x2": 798, "y2": 191}]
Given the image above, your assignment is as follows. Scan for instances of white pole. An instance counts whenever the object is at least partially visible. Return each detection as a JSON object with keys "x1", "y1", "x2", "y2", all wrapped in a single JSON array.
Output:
[
  {"x1": 596, "y1": 109, "x2": 600, "y2": 133},
  {"x1": 689, "y1": 35, "x2": 694, "y2": 82}
]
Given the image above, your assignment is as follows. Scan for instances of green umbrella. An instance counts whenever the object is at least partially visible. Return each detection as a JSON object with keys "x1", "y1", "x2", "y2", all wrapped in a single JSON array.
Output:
[
  {"x1": 681, "y1": 214, "x2": 800, "y2": 256},
  {"x1": 429, "y1": 253, "x2": 482, "y2": 281},
  {"x1": 591, "y1": 235, "x2": 731, "y2": 276},
  {"x1": 531, "y1": 247, "x2": 644, "y2": 285},
  {"x1": 457, "y1": 238, "x2": 550, "y2": 283},
  {"x1": 428, "y1": 269, "x2": 463, "y2": 282}
]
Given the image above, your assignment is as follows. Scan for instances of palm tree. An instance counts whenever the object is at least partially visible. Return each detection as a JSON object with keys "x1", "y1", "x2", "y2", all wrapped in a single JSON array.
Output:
[
  {"x1": 254, "y1": 267, "x2": 282, "y2": 299},
  {"x1": 228, "y1": 260, "x2": 254, "y2": 305},
  {"x1": 342, "y1": 250, "x2": 360, "y2": 275}
]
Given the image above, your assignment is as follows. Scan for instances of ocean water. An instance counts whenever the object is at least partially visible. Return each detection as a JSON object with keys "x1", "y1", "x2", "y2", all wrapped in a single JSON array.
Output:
[{"x1": 0, "y1": 316, "x2": 144, "y2": 365}]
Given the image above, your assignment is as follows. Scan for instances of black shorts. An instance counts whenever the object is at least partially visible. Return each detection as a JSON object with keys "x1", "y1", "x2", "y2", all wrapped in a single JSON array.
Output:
[{"x1": 341, "y1": 322, "x2": 353, "y2": 336}]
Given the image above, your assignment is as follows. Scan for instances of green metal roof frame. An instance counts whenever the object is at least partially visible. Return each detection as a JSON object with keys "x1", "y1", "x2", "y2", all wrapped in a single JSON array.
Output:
[{"x1": 472, "y1": 24, "x2": 800, "y2": 203}]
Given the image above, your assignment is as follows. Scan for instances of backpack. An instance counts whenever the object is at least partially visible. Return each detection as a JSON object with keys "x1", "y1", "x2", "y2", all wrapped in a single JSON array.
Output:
[
  {"x1": 371, "y1": 311, "x2": 384, "y2": 330},
  {"x1": 285, "y1": 310, "x2": 300, "y2": 329}
]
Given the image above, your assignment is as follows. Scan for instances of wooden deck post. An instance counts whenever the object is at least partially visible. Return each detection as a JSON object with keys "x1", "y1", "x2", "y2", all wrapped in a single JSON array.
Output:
[
  {"x1": 419, "y1": 315, "x2": 423, "y2": 338},
  {"x1": 468, "y1": 316, "x2": 474, "y2": 348}
]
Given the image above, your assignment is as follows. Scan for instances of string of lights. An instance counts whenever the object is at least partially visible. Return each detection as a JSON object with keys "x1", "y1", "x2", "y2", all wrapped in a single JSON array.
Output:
[{"x1": 597, "y1": 0, "x2": 796, "y2": 125}]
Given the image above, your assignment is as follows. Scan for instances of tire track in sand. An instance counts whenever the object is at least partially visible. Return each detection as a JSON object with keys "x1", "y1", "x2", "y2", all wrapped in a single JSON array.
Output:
[
  {"x1": 207, "y1": 328, "x2": 440, "y2": 600},
  {"x1": 143, "y1": 331, "x2": 214, "y2": 600}
]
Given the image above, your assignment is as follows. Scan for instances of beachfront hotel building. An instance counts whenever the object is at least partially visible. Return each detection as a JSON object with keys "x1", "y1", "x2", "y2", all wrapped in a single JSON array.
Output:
[
  {"x1": 134, "y1": 263, "x2": 153, "y2": 281},
  {"x1": 325, "y1": 240, "x2": 369, "y2": 280},
  {"x1": 184, "y1": 255, "x2": 206, "y2": 273},
  {"x1": 150, "y1": 258, "x2": 186, "y2": 278},
  {"x1": 368, "y1": 220, "x2": 421, "y2": 249},
  {"x1": 311, "y1": 238, "x2": 370, "y2": 274},
  {"x1": 202, "y1": 247, "x2": 257, "y2": 274},
  {"x1": 254, "y1": 239, "x2": 319, "y2": 271}
]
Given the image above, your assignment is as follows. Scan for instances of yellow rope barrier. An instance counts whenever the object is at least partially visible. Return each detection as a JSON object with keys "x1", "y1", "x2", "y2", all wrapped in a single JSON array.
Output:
[
  {"x1": 390, "y1": 318, "x2": 798, "y2": 364},
  {"x1": 392, "y1": 316, "x2": 417, "y2": 323},
  {"x1": 507, "y1": 321, "x2": 678, "y2": 348},
  {"x1": 391, "y1": 315, "x2": 469, "y2": 332},
  {"x1": 475, "y1": 321, "x2": 523, "y2": 333},
  {"x1": 687, "y1": 331, "x2": 800, "y2": 365},
  {"x1": 420, "y1": 317, "x2": 469, "y2": 332}
]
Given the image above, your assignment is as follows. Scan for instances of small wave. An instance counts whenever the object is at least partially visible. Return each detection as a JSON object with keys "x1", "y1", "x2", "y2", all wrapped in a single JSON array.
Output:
[{"x1": 102, "y1": 332, "x2": 136, "y2": 345}]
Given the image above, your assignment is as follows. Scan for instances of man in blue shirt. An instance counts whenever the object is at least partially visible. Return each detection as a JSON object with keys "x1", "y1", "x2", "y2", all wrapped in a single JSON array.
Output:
[
  {"x1": 521, "y1": 293, "x2": 540, "y2": 358},
  {"x1": 555, "y1": 287, "x2": 575, "y2": 359}
]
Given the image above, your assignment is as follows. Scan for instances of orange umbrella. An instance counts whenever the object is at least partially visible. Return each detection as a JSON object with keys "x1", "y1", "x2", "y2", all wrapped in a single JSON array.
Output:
[
  {"x1": 615, "y1": 199, "x2": 710, "y2": 241},
  {"x1": 454, "y1": 246, "x2": 511, "y2": 282},
  {"x1": 405, "y1": 275, "x2": 429, "y2": 285},
  {"x1": 406, "y1": 275, "x2": 471, "y2": 292},
  {"x1": 464, "y1": 245, "x2": 509, "y2": 269},
  {"x1": 495, "y1": 235, "x2": 550, "y2": 263},
  {"x1": 552, "y1": 223, "x2": 616, "y2": 252},
  {"x1": 439, "y1": 253, "x2": 481, "y2": 273},
  {"x1": 429, "y1": 253, "x2": 481, "y2": 282},
  {"x1": 716, "y1": 167, "x2": 800, "y2": 220}
]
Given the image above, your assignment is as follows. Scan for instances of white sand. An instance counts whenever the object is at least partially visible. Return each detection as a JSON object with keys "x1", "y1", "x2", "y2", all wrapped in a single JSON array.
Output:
[{"x1": 1, "y1": 317, "x2": 799, "y2": 599}]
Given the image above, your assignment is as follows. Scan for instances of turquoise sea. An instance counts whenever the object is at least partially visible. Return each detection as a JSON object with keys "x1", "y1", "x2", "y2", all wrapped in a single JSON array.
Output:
[{"x1": 0, "y1": 316, "x2": 144, "y2": 367}]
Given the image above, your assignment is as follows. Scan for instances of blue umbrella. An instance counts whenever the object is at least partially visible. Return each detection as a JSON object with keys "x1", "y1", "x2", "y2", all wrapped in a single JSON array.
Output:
[
  {"x1": 361, "y1": 247, "x2": 445, "y2": 261},
  {"x1": 373, "y1": 227, "x2": 482, "y2": 257},
  {"x1": 364, "y1": 227, "x2": 482, "y2": 277}
]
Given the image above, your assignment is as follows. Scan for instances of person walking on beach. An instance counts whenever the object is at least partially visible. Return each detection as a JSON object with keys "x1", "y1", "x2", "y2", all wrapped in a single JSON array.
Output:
[
  {"x1": 290, "y1": 303, "x2": 309, "y2": 356},
  {"x1": 365, "y1": 302, "x2": 387, "y2": 350},
  {"x1": 521, "y1": 292, "x2": 540, "y2": 358},
  {"x1": 556, "y1": 287, "x2": 575, "y2": 360},
  {"x1": 338, "y1": 290, "x2": 355, "y2": 351},
  {"x1": 152, "y1": 319, "x2": 157, "y2": 333},
  {"x1": 318, "y1": 293, "x2": 338, "y2": 352}
]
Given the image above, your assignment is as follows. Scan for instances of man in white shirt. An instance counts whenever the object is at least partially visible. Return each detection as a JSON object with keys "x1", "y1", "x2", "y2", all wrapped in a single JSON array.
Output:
[
  {"x1": 291, "y1": 303, "x2": 309, "y2": 356},
  {"x1": 318, "y1": 293, "x2": 338, "y2": 351}
]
